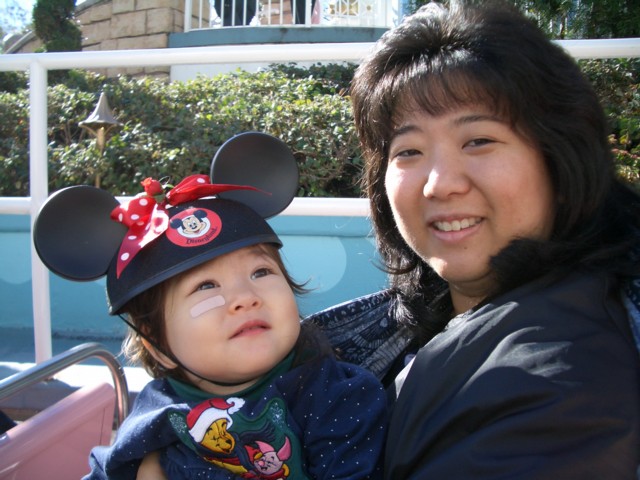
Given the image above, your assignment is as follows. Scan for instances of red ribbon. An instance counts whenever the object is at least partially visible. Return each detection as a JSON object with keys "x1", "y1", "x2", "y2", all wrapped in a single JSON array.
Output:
[{"x1": 110, "y1": 174, "x2": 262, "y2": 278}]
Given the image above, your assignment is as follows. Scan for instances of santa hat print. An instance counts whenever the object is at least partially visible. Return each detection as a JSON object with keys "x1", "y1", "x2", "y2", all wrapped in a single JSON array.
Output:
[{"x1": 187, "y1": 397, "x2": 245, "y2": 443}]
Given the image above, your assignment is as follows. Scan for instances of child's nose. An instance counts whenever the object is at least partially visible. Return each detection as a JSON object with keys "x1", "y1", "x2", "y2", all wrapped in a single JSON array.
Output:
[{"x1": 228, "y1": 285, "x2": 261, "y2": 312}]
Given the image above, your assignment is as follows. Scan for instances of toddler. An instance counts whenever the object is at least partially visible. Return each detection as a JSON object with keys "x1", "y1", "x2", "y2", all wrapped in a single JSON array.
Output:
[{"x1": 34, "y1": 133, "x2": 388, "y2": 479}]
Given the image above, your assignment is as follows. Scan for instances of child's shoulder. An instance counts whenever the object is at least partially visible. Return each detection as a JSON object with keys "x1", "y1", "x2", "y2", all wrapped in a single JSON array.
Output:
[{"x1": 131, "y1": 377, "x2": 190, "y2": 414}]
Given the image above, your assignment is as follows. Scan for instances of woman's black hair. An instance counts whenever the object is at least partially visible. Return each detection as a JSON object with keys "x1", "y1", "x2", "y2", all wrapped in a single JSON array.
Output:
[{"x1": 350, "y1": 0, "x2": 640, "y2": 342}]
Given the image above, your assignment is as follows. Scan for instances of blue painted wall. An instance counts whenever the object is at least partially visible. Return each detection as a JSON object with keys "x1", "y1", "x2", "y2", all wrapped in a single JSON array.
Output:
[{"x1": 0, "y1": 213, "x2": 388, "y2": 341}]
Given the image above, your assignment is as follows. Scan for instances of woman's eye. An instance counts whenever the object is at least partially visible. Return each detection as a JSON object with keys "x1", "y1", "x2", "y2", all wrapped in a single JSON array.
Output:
[
  {"x1": 394, "y1": 148, "x2": 421, "y2": 159},
  {"x1": 466, "y1": 138, "x2": 493, "y2": 148},
  {"x1": 251, "y1": 267, "x2": 272, "y2": 280}
]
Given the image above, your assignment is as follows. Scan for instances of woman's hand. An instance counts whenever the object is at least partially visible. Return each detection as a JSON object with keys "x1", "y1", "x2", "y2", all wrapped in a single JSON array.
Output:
[{"x1": 136, "y1": 451, "x2": 168, "y2": 480}]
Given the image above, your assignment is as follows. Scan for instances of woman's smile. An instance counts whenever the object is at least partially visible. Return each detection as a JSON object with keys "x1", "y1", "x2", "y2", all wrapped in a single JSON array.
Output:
[{"x1": 432, "y1": 216, "x2": 483, "y2": 233}]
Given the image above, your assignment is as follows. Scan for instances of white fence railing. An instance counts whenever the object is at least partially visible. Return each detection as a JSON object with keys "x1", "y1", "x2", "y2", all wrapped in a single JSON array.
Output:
[
  {"x1": 0, "y1": 38, "x2": 640, "y2": 364},
  {"x1": 184, "y1": 0, "x2": 398, "y2": 29}
]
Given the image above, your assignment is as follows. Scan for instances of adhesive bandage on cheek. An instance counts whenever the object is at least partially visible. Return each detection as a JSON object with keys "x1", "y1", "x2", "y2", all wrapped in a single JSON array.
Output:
[{"x1": 190, "y1": 294, "x2": 226, "y2": 318}]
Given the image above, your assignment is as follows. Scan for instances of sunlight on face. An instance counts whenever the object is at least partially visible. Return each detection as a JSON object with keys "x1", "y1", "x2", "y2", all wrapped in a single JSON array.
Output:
[
  {"x1": 161, "y1": 245, "x2": 301, "y2": 394},
  {"x1": 386, "y1": 106, "x2": 554, "y2": 313}
]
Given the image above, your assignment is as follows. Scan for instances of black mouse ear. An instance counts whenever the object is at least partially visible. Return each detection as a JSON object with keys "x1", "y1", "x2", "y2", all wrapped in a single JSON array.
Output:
[
  {"x1": 33, "y1": 186, "x2": 127, "y2": 281},
  {"x1": 210, "y1": 131, "x2": 299, "y2": 218}
]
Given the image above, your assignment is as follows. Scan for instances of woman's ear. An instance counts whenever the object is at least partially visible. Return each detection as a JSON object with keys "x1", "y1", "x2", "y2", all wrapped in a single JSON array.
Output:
[{"x1": 140, "y1": 337, "x2": 178, "y2": 370}]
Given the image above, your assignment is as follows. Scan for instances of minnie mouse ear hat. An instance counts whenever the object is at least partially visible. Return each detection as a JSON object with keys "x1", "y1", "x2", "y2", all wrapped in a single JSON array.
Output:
[{"x1": 33, "y1": 132, "x2": 299, "y2": 315}]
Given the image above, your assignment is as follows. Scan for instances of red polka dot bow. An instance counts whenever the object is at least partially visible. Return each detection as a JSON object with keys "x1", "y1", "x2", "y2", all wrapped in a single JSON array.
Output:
[{"x1": 110, "y1": 175, "x2": 260, "y2": 278}]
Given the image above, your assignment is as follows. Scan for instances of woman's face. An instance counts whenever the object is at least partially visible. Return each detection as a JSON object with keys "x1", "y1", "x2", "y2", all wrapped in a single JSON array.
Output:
[
  {"x1": 385, "y1": 106, "x2": 555, "y2": 314},
  {"x1": 159, "y1": 245, "x2": 300, "y2": 395}
]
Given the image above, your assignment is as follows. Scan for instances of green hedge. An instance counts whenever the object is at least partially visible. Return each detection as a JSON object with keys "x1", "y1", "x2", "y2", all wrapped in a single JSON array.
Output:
[
  {"x1": 580, "y1": 58, "x2": 640, "y2": 188},
  {"x1": 0, "y1": 64, "x2": 362, "y2": 197},
  {"x1": 0, "y1": 60, "x2": 638, "y2": 197}
]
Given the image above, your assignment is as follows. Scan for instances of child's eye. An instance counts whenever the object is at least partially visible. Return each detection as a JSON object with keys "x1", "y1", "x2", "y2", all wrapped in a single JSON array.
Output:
[
  {"x1": 196, "y1": 281, "x2": 218, "y2": 291},
  {"x1": 251, "y1": 267, "x2": 273, "y2": 280}
]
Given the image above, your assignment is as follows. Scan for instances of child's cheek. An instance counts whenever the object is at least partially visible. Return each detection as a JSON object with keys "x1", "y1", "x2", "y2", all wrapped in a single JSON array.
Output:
[{"x1": 190, "y1": 295, "x2": 225, "y2": 318}]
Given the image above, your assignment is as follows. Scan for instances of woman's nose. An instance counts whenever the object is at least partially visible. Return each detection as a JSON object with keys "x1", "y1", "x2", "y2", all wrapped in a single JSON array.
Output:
[{"x1": 422, "y1": 151, "x2": 471, "y2": 199}]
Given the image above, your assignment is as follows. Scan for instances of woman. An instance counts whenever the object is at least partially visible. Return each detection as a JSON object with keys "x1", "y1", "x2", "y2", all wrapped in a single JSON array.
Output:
[{"x1": 350, "y1": 1, "x2": 640, "y2": 477}]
